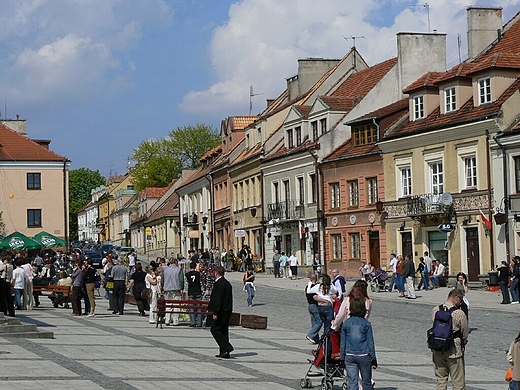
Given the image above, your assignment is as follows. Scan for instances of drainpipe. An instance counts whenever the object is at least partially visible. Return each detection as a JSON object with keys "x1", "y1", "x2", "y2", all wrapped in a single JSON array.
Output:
[
  {"x1": 492, "y1": 131, "x2": 509, "y2": 265},
  {"x1": 63, "y1": 160, "x2": 69, "y2": 247},
  {"x1": 308, "y1": 147, "x2": 323, "y2": 274}
]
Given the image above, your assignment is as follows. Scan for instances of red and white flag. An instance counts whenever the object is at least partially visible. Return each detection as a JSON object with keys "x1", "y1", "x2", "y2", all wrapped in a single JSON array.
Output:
[
  {"x1": 479, "y1": 209, "x2": 492, "y2": 230},
  {"x1": 299, "y1": 221, "x2": 305, "y2": 240}
]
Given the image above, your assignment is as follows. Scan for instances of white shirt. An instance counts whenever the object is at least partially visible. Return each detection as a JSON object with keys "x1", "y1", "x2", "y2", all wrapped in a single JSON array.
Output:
[
  {"x1": 389, "y1": 257, "x2": 398, "y2": 273},
  {"x1": 315, "y1": 284, "x2": 337, "y2": 304},
  {"x1": 128, "y1": 254, "x2": 136, "y2": 267},
  {"x1": 12, "y1": 268, "x2": 26, "y2": 289},
  {"x1": 289, "y1": 255, "x2": 298, "y2": 266},
  {"x1": 424, "y1": 256, "x2": 432, "y2": 272},
  {"x1": 434, "y1": 263, "x2": 445, "y2": 276}
]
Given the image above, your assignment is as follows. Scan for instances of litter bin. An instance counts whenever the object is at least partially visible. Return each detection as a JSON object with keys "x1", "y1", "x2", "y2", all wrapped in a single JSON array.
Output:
[{"x1": 488, "y1": 271, "x2": 499, "y2": 286}]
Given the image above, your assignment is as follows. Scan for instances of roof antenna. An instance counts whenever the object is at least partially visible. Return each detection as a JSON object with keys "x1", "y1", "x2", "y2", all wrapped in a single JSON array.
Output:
[
  {"x1": 457, "y1": 34, "x2": 462, "y2": 63},
  {"x1": 249, "y1": 85, "x2": 264, "y2": 116},
  {"x1": 407, "y1": 3, "x2": 430, "y2": 33},
  {"x1": 343, "y1": 36, "x2": 366, "y2": 68}
]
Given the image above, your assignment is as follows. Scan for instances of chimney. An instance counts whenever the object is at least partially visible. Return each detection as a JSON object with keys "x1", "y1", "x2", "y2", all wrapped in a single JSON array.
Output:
[
  {"x1": 286, "y1": 58, "x2": 339, "y2": 101},
  {"x1": 467, "y1": 7, "x2": 503, "y2": 60},
  {"x1": 397, "y1": 32, "x2": 446, "y2": 93},
  {"x1": 0, "y1": 119, "x2": 27, "y2": 136}
]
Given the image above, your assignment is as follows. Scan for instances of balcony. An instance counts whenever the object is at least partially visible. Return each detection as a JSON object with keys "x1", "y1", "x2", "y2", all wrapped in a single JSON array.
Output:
[{"x1": 267, "y1": 200, "x2": 305, "y2": 221}]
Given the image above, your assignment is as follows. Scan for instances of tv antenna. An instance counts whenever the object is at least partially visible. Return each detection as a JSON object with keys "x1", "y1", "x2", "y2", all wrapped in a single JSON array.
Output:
[
  {"x1": 344, "y1": 36, "x2": 366, "y2": 68},
  {"x1": 249, "y1": 85, "x2": 264, "y2": 116},
  {"x1": 407, "y1": 3, "x2": 430, "y2": 33}
]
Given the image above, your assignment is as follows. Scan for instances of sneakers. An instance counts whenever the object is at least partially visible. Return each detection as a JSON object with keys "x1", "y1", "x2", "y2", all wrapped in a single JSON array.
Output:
[
  {"x1": 511, "y1": 301, "x2": 519, "y2": 304},
  {"x1": 306, "y1": 335, "x2": 317, "y2": 344}
]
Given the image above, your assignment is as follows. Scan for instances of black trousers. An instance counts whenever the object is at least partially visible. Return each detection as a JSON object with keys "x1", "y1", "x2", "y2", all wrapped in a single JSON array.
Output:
[
  {"x1": 273, "y1": 261, "x2": 280, "y2": 277},
  {"x1": 211, "y1": 309, "x2": 233, "y2": 354},
  {"x1": 113, "y1": 280, "x2": 126, "y2": 314},
  {"x1": 0, "y1": 279, "x2": 13, "y2": 316},
  {"x1": 72, "y1": 286, "x2": 82, "y2": 314}
]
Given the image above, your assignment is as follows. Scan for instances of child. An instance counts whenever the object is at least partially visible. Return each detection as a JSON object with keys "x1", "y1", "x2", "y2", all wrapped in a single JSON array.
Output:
[{"x1": 341, "y1": 298, "x2": 377, "y2": 390}]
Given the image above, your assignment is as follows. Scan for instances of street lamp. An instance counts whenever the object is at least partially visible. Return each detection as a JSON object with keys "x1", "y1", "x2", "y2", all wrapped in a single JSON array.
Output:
[{"x1": 375, "y1": 200, "x2": 384, "y2": 213}]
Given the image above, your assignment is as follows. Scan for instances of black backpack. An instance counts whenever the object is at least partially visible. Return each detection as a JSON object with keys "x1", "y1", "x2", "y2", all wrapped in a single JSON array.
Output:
[{"x1": 427, "y1": 305, "x2": 461, "y2": 352}]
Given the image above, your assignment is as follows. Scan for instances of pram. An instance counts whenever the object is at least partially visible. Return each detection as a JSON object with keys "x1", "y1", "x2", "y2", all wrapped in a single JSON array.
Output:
[
  {"x1": 368, "y1": 268, "x2": 388, "y2": 293},
  {"x1": 300, "y1": 330, "x2": 347, "y2": 390}
]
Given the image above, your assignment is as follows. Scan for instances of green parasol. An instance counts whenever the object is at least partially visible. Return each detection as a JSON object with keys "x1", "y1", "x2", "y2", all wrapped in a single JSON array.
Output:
[
  {"x1": 0, "y1": 231, "x2": 43, "y2": 251},
  {"x1": 32, "y1": 231, "x2": 68, "y2": 248}
]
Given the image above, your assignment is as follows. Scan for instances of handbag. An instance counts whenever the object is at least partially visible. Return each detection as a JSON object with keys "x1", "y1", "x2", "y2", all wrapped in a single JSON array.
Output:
[
  {"x1": 141, "y1": 288, "x2": 152, "y2": 300},
  {"x1": 105, "y1": 281, "x2": 114, "y2": 289},
  {"x1": 506, "y1": 367, "x2": 513, "y2": 382}
]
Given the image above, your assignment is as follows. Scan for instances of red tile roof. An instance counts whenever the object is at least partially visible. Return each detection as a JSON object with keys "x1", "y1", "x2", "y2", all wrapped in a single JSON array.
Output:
[
  {"x1": 231, "y1": 116, "x2": 257, "y2": 130},
  {"x1": 320, "y1": 96, "x2": 357, "y2": 110},
  {"x1": 433, "y1": 63, "x2": 475, "y2": 84},
  {"x1": 147, "y1": 191, "x2": 179, "y2": 222},
  {"x1": 144, "y1": 187, "x2": 168, "y2": 198},
  {"x1": 293, "y1": 105, "x2": 312, "y2": 118},
  {"x1": 402, "y1": 71, "x2": 444, "y2": 93},
  {"x1": 0, "y1": 123, "x2": 68, "y2": 161}
]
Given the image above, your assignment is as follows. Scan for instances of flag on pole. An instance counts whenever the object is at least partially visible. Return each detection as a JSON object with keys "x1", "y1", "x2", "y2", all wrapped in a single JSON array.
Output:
[
  {"x1": 299, "y1": 221, "x2": 305, "y2": 240},
  {"x1": 479, "y1": 209, "x2": 492, "y2": 230}
]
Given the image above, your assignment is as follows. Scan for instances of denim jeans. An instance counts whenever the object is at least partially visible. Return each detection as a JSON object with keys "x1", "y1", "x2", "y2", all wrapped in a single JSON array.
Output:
[
  {"x1": 318, "y1": 304, "x2": 333, "y2": 336},
  {"x1": 396, "y1": 274, "x2": 405, "y2": 292},
  {"x1": 417, "y1": 271, "x2": 429, "y2": 290},
  {"x1": 345, "y1": 354, "x2": 373, "y2": 390},
  {"x1": 388, "y1": 273, "x2": 396, "y2": 292},
  {"x1": 189, "y1": 294, "x2": 203, "y2": 326},
  {"x1": 14, "y1": 289, "x2": 23, "y2": 309},
  {"x1": 245, "y1": 284, "x2": 255, "y2": 306},
  {"x1": 430, "y1": 275, "x2": 441, "y2": 287},
  {"x1": 511, "y1": 278, "x2": 519, "y2": 303},
  {"x1": 307, "y1": 303, "x2": 322, "y2": 343}
]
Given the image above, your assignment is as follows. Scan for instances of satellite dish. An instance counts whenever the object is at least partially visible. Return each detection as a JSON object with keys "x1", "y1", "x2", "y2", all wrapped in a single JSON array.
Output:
[{"x1": 441, "y1": 192, "x2": 453, "y2": 206}]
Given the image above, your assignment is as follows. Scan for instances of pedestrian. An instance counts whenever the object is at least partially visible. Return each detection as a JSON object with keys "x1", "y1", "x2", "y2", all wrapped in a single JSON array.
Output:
[
  {"x1": 111, "y1": 257, "x2": 128, "y2": 315},
  {"x1": 289, "y1": 251, "x2": 298, "y2": 279},
  {"x1": 243, "y1": 266, "x2": 255, "y2": 307},
  {"x1": 0, "y1": 257, "x2": 15, "y2": 316},
  {"x1": 511, "y1": 256, "x2": 520, "y2": 304},
  {"x1": 387, "y1": 253, "x2": 398, "y2": 292},
  {"x1": 424, "y1": 251, "x2": 433, "y2": 288},
  {"x1": 396, "y1": 255, "x2": 406, "y2": 297},
  {"x1": 207, "y1": 266, "x2": 234, "y2": 358},
  {"x1": 332, "y1": 279, "x2": 372, "y2": 330},
  {"x1": 71, "y1": 261, "x2": 83, "y2": 316},
  {"x1": 416, "y1": 257, "x2": 427, "y2": 291},
  {"x1": 11, "y1": 260, "x2": 26, "y2": 311},
  {"x1": 341, "y1": 297, "x2": 377, "y2": 390},
  {"x1": 83, "y1": 259, "x2": 98, "y2": 317},
  {"x1": 454, "y1": 272, "x2": 469, "y2": 319},
  {"x1": 403, "y1": 255, "x2": 416, "y2": 299},
  {"x1": 279, "y1": 252, "x2": 289, "y2": 278},
  {"x1": 225, "y1": 249, "x2": 236, "y2": 271},
  {"x1": 331, "y1": 269, "x2": 346, "y2": 299},
  {"x1": 185, "y1": 262, "x2": 203, "y2": 327},
  {"x1": 429, "y1": 260, "x2": 445, "y2": 289},
  {"x1": 313, "y1": 274, "x2": 337, "y2": 336},
  {"x1": 21, "y1": 258, "x2": 35, "y2": 310},
  {"x1": 127, "y1": 263, "x2": 148, "y2": 316},
  {"x1": 431, "y1": 289, "x2": 469, "y2": 390},
  {"x1": 272, "y1": 250, "x2": 281, "y2": 278},
  {"x1": 162, "y1": 258, "x2": 184, "y2": 326},
  {"x1": 239, "y1": 246, "x2": 248, "y2": 272},
  {"x1": 305, "y1": 274, "x2": 322, "y2": 344},
  {"x1": 103, "y1": 260, "x2": 115, "y2": 312},
  {"x1": 507, "y1": 331, "x2": 520, "y2": 390},
  {"x1": 497, "y1": 260, "x2": 512, "y2": 304}
]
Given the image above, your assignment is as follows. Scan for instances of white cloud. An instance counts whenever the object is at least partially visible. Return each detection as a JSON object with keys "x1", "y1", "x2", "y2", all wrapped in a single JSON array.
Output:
[{"x1": 180, "y1": 0, "x2": 517, "y2": 116}]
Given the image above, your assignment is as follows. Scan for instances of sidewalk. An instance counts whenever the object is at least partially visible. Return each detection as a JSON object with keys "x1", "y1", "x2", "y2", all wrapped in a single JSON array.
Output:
[{"x1": 225, "y1": 271, "x2": 519, "y2": 312}]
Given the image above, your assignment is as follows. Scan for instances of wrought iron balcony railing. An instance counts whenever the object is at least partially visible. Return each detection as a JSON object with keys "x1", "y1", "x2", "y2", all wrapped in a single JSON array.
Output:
[{"x1": 267, "y1": 200, "x2": 305, "y2": 220}]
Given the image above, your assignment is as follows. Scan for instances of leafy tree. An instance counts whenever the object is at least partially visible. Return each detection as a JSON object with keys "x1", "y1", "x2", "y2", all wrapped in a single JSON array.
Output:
[
  {"x1": 69, "y1": 168, "x2": 105, "y2": 239},
  {"x1": 131, "y1": 123, "x2": 220, "y2": 191}
]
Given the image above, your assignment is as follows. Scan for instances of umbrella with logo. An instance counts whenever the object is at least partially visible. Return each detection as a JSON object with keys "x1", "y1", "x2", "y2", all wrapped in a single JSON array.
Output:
[
  {"x1": 0, "y1": 231, "x2": 43, "y2": 251},
  {"x1": 32, "y1": 231, "x2": 68, "y2": 248}
]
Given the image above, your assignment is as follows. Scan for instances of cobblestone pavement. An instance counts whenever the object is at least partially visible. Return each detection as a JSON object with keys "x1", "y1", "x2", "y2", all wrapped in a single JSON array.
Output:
[{"x1": 1, "y1": 271, "x2": 517, "y2": 389}]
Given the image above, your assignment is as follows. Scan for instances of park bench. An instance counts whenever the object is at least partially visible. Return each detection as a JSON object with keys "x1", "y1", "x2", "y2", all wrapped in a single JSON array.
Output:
[
  {"x1": 154, "y1": 298, "x2": 212, "y2": 329},
  {"x1": 32, "y1": 284, "x2": 72, "y2": 308}
]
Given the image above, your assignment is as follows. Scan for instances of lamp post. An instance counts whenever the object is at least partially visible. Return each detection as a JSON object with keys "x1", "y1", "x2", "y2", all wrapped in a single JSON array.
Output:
[{"x1": 316, "y1": 209, "x2": 325, "y2": 275}]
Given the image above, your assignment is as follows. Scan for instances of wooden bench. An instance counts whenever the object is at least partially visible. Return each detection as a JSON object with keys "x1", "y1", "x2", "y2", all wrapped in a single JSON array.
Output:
[
  {"x1": 154, "y1": 298, "x2": 212, "y2": 329},
  {"x1": 33, "y1": 285, "x2": 72, "y2": 308}
]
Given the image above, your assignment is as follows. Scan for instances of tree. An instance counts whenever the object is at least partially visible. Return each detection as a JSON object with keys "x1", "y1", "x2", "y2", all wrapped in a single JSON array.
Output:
[
  {"x1": 69, "y1": 168, "x2": 106, "y2": 240},
  {"x1": 131, "y1": 123, "x2": 221, "y2": 191}
]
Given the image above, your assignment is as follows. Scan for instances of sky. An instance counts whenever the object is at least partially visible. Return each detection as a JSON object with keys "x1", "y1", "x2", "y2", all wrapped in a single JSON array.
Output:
[{"x1": 0, "y1": 0, "x2": 518, "y2": 178}]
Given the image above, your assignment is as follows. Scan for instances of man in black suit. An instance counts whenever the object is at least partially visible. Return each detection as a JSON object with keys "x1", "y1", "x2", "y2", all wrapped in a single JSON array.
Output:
[{"x1": 207, "y1": 266, "x2": 234, "y2": 358}]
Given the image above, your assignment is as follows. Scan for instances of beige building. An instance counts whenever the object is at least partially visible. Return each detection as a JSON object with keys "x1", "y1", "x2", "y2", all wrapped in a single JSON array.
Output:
[{"x1": 0, "y1": 120, "x2": 70, "y2": 240}]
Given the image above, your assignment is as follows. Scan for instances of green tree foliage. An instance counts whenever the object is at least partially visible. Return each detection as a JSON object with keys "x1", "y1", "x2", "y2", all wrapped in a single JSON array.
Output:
[
  {"x1": 131, "y1": 123, "x2": 220, "y2": 191},
  {"x1": 69, "y1": 168, "x2": 105, "y2": 239}
]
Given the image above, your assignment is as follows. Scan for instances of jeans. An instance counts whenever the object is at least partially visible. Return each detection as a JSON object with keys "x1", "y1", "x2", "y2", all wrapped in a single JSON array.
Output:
[
  {"x1": 189, "y1": 294, "x2": 203, "y2": 326},
  {"x1": 318, "y1": 304, "x2": 333, "y2": 336},
  {"x1": 240, "y1": 261, "x2": 246, "y2": 272},
  {"x1": 245, "y1": 284, "x2": 255, "y2": 306},
  {"x1": 418, "y1": 271, "x2": 429, "y2": 290},
  {"x1": 388, "y1": 273, "x2": 396, "y2": 292},
  {"x1": 307, "y1": 304, "x2": 322, "y2": 343},
  {"x1": 345, "y1": 354, "x2": 373, "y2": 390},
  {"x1": 396, "y1": 274, "x2": 405, "y2": 292},
  {"x1": 500, "y1": 280, "x2": 511, "y2": 304},
  {"x1": 511, "y1": 278, "x2": 519, "y2": 303},
  {"x1": 14, "y1": 289, "x2": 23, "y2": 309},
  {"x1": 430, "y1": 275, "x2": 441, "y2": 287}
]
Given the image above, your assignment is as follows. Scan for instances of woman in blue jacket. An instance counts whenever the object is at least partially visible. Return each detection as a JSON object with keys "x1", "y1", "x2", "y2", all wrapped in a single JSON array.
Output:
[{"x1": 341, "y1": 298, "x2": 377, "y2": 390}]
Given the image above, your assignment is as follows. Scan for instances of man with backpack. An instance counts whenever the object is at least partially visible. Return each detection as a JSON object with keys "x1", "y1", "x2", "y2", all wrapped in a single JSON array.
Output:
[{"x1": 428, "y1": 289, "x2": 469, "y2": 390}]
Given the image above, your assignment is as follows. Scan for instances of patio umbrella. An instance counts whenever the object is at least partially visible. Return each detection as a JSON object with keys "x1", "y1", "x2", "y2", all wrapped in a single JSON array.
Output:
[
  {"x1": 0, "y1": 231, "x2": 43, "y2": 251},
  {"x1": 32, "y1": 231, "x2": 68, "y2": 248}
]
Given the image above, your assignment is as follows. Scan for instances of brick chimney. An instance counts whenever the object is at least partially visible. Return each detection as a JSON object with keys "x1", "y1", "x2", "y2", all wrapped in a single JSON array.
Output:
[{"x1": 467, "y1": 7, "x2": 503, "y2": 60}]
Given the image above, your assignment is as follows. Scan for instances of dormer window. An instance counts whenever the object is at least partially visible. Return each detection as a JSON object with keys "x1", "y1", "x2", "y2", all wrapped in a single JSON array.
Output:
[
  {"x1": 353, "y1": 124, "x2": 377, "y2": 146},
  {"x1": 295, "y1": 126, "x2": 302, "y2": 146},
  {"x1": 478, "y1": 77, "x2": 491, "y2": 104},
  {"x1": 413, "y1": 95, "x2": 424, "y2": 120},
  {"x1": 311, "y1": 121, "x2": 318, "y2": 140},
  {"x1": 246, "y1": 133, "x2": 250, "y2": 148},
  {"x1": 320, "y1": 118, "x2": 327, "y2": 134},
  {"x1": 444, "y1": 87, "x2": 456, "y2": 112},
  {"x1": 257, "y1": 128, "x2": 262, "y2": 144},
  {"x1": 286, "y1": 129, "x2": 294, "y2": 148}
]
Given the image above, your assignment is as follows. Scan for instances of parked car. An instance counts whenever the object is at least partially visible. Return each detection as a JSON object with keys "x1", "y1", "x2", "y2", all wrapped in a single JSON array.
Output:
[
  {"x1": 100, "y1": 244, "x2": 114, "y2": 258},
  {"x1": 82, "y1": 250, "x2": 103, "y2": 268}
]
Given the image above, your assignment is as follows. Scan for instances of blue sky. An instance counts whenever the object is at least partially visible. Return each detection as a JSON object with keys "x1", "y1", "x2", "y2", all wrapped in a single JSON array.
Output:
[{"x1": 0, "y1": 0, "x2": 517, "y2": 177}]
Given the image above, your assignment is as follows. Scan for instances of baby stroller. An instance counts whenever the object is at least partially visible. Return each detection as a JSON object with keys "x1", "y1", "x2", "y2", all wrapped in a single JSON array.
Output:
[
  {"x1": 369, "y1": 268, "x2": 388, "y2": 293},
  {"x1": 300, "y1": 330, "x2": 347, "y2": 390}
]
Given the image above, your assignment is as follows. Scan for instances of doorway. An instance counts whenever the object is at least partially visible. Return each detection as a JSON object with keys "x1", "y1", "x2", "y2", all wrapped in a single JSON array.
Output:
[
  {"x1": 466, "y1": 227, "x2": 480, "y2": 281},
  {"x1": 369, "y1": 231, "x2": 380, "y2": 268},
  {"x1": 401, "y1": 231, "x2": 413, "y2": 259}
]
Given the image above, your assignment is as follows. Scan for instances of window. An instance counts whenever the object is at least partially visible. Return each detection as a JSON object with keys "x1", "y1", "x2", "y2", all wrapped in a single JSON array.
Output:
[
  {"x1": 295, "y1": 126, "x2": 302, "y2": 146},
  {"x1": 320, "y1": 118, "x2": 327, "y2": 135},
  {"x1": 286, "y1": 129, "x2": 294, "y2": 148},
  {"x1": 413, "y1": 95, "x2": 424, "y2": 120},
  {"x1": 515, "y1": 157, "x2": 520, "y2": 193},
  {"x1": 350, "y1": 233, "x2": 361, "y2": 259},
  {"x1": 401, "y1": 167, "x2": 412, "y2": 197},
  {"x1": 330, "y1": 183, "x2": 340, "y2": 209},
  {"x1": 430, "y1": 162, "x2": 444, "y2": 194},
  {"x1": 478, "y1": 77, "x2": 491, "y2": 104},
  {"x1": 332, "y1": 234, "x2": 342, "y2": 260},
  {"x1": 246, "y1": 133, "x2": 250, "y2": 148},
  {"x1": 27, "y1": 209, "x2": 42, "y2": 227},
  {"x1": 257, "y1": 128, "x2": 262, "y2": 144},
  {"x1": 234, "y1": 184, "x2": 239, "y2": 210},
  {"x1": 367, "y1": 178, "x2": 378, "y2": 205},
  {"x1": 273, "y1": 182, "x2": 279, "y2": 204},
  {"x1": 349, "y1": 181, "x2": 359, "y2": 207},
  {"x1": 297, "y1": 176, "x2": 304, "y2": 205},
  {"x1": 445, "y1": 87, "x2": 456, "y2": 112},
  {"x1": 310, "y1": 174, "x2": 317, "y2": 203},
  {"x1": 311, "y1": 121, "x2": 318, "y2": 140},
  {"x1": 464, "y1": 156, "x2": 477, "y2": 188},
  {"x1": 27, "y1": 173, "x2": 41, "y2": 190},
  {"x1": 352, "y1": 124, "x2": 377, "y2": 146}
]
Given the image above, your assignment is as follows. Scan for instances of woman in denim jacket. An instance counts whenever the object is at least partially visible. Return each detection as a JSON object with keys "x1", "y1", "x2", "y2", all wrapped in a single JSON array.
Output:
[{"x1": 341, "y1": 298, "x2": 377, "y2": 390}]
